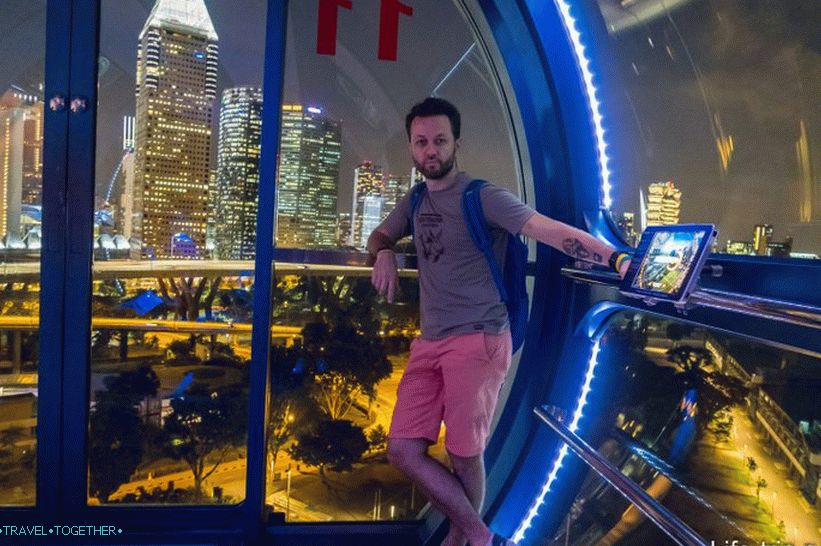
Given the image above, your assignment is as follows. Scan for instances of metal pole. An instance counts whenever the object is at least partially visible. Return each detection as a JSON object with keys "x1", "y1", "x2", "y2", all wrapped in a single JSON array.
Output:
[
  {"x1": 286, "y1": 468, "x2": 291, "y2": 521},
  {"x1": 534, "y1": 405, "x2": 707, "y2": 546}
]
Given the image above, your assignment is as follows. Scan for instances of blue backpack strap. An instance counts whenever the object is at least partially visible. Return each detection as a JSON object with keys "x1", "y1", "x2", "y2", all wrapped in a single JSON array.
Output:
[
  {"x1": 462, "y1": 179, "x2": 508, "y2": 302},
  {"x1": 408, "y1": 182, "x2": 427, "y2": 238}
]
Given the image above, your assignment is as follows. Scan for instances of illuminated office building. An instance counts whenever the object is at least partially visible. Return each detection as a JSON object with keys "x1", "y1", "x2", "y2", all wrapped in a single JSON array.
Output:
[
  {"x1": 118, "y1": 116, "x2": 136, "y2": 245},
  {"x1": 0, "y1": 88, "x2": 42, "y2": 240},
  {"x1": 644, "y1": 180, "x2": 681, "y2": 227},
  {"x1": 796, "y1": 120, "x2": 814, "y2": 223},
  {"x1": 383, "y1": 173, "x2": 410, "y2": 219},
  {"x1": 615, "y1": 211, "x2": 637, "y2": 245},
  {"x1": 133, "y1": 0, "x2": 219, "y2": 259},
  {"x1": 725, "y1": 240, "x2": 755, "y2": 255},
  {"x1": 214, "y1": 87, "x2": 262, "y2": 259},
  {"x1": 753, "y1": 224, "x2": 774, "y2": 256},
  {"x1": 361, "y1": 194, "x2": 384, "y2": 247},
  {"x1": 351, "y1": 161, "x2": 384, "y2": 248},
  {"x1": 336, "y1": 212, "x2": 352, "y2": 247},
  {"x1": 276, "y1": 104, "x2": 341, "y2": 248}
]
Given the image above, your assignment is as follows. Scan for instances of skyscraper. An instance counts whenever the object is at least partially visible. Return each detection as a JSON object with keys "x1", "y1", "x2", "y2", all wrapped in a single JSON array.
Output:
[
  {"x1": 795, "y1": 120, "x2": 815, "y2": 224},
  {"x1": 0, "y1": 88, "x2": 42, "y2": 241},
  {"x1": 336, "y1": 212, "x2": 352, "y2": 247},
  {"x1": 615, "y1": 211, "x2": 637, "y2": 245},
  {"x1": 382, "y1": 173, "x2": 410, "y2": 220},
  {"x1": 214, "y1": 87, "x2": 262, "y2": 259},
  {"x1": 118, "y1": 116, "x2": 136, "y2": 245},
  {"x1": 351, "y1": 161, "x2": 384, "y2": 248},
  {"x1": 361, "y1": 194, "x2": 384, "y2": 247},
  {"x1": 753, "y1": 224, "x2": 773, "y2": 256},
  {"x1": 133, "y1": 0, "x2": 218, "y2": 259},
  {"x1": 276, "y1": 105, "x2": 341, "y2": 248},
  {"x1": 643, "y1": 180, "x2": 681, "y2": 227}
]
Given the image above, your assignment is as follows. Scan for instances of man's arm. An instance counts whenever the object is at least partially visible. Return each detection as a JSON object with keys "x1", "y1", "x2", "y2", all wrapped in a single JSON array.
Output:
[
  {"x1": 519, "y1": 212, "x2": 630, "y2": 276},
  {"x1": 366, "y1": 228, "x2": 396, "y2": 257},
  {"x1": 368, "y1": 228, "x2": 400, "y2": 303}
]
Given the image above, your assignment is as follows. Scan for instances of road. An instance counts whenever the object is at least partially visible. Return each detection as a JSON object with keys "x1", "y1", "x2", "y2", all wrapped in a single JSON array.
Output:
[{"x1": 732, "y1": 407, "x2": 821, "y2": 544}]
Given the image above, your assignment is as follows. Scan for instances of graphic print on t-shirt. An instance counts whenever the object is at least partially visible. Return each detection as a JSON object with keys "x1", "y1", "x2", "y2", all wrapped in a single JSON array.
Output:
[{"x1": 418, "y1": 212, "x2": 444, "y2": 262}]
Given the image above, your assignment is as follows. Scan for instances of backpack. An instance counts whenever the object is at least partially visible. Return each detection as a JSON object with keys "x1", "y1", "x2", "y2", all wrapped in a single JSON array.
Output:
[{"x1": 409, "y1": 180, "x2": 529, "y2": 353}]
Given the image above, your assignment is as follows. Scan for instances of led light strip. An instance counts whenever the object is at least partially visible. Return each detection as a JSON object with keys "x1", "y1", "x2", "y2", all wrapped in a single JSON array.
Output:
[
  {"x1": 512, "y1": 340, "x2": 601, "y2": 543},
  {"x1": 553, "y1": 0, "x2": 612, "y2": 209}
]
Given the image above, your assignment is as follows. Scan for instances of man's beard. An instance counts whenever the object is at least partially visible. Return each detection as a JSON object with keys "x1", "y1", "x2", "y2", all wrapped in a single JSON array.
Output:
[{"x1": 414, "y1": 153, "x2": 456, "y2": 180}]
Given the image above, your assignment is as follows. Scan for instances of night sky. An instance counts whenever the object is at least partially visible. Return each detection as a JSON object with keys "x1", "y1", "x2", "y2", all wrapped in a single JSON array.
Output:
[{"x1": 2, "y1": 0, "x2": 820, "y2": 253}]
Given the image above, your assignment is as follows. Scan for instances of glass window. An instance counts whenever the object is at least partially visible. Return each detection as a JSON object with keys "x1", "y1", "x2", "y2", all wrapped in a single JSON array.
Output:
[
  {"x1": 555, "y1": 311, "x2": 821, "y2": 545},
  {"x1": 0, "y1": 0, "x2": 45, "y2": 506},
  {"x1": 88, "y1": 0, "x2": 267, "y2": 506},
  {"x1": 595, "y1": 1, "x2": 820, "y2": 260},
  {"x1": 266, "y1": 0, "x2": 524, "y2": 522}
]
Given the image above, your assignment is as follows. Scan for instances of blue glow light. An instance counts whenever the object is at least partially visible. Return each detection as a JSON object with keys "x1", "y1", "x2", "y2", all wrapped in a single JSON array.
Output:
[
  {"x1": 553, "y1": 0, "x2": 613, "y2": 209},
  {"x1": 512, "y1": 340, "x2": 601, "y2": 543},
  {"x1": 194, "y1": 51, "x2": 205, "y2": 60},
  {"x1": 307, "y1": 106, "x2": 322, "y2": 114}
]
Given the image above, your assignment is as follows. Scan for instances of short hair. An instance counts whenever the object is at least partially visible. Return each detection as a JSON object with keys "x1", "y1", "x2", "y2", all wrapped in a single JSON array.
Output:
[{"x1": 405, "y1": 97, "x2": 461, "y2": 141}]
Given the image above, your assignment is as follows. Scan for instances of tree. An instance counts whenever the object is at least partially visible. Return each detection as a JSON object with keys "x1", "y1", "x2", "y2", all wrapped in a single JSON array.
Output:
[
  {"x1": 713, "y1": 414, "x2": 733, "y2": 442},
  {"x1": 89, "y1": 365, "x2": 160, "y2": 503},
  {"x1": 666, "y1": 345, "x2": 746, "y2": 425},
  {"x1": 157, "y1": 276, "x2": 222, "y2": 321},
  {"x1": 746, "y1": 456, "x2": 758, "y2": 474},
  {"x1": 166, "y1": 338, "x2": 201, "y2": 366},
  {"x1": 666, "y1": 322, "x2": 686, "y2": 348},
  {"x1": 289, "y1": 419, "x2": 369, "y2": 484},
  {"x1": 163, "y1": 383, "x2": 247, "y2": 499},
  {"x1": 266, "y1": 346, "x2": 318, "y2": 483},
  {"x1": 755, "y1": 477, "x2": 767, "y2": 502},
  {"x1": 0, "y1": 427, "x2": 26, "y2": 487},
  {"x1": 367, "y1": 424, "x2": 388, "y2": 453}
]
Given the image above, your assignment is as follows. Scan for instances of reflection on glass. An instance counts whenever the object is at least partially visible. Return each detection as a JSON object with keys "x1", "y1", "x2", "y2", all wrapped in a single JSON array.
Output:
[
  {"x1": 0, "y1": 0, "x2": 45, "y2": 506},
  {"x1": 596, "y1": 2, "x2": 820, "y2": 259},
  {"x1": 87, "y1": 0, "x2": 267, "y2": 505},
  {"x1": 554, "y1": 312, "x2": 821, "y2": 545},
  {"x1": 278, "y1": 0, "x2": 521, "y2": 253}
]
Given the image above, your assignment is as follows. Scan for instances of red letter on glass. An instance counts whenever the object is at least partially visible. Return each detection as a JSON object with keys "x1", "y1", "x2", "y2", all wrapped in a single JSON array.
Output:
[
  {"x1": 378, "y1": 0, "x2": 413, "y2": 61},
  {"x1": 317, "y1": 0, "x2": 353, "y2": 56}
]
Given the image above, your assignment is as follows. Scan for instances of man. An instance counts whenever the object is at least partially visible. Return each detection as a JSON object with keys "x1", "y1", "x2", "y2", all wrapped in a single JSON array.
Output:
[{"x1": 368, "y1": 97, "x2": 630, "y2": 546}]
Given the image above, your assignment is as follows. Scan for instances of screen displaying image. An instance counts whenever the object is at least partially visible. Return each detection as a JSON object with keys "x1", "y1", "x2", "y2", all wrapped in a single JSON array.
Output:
[{"x1": 631, "y1": 230, "x2": 706, "y2": 295}]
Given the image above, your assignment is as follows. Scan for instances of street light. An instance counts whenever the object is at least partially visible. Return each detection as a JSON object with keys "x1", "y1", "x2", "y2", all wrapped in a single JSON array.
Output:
[{"x1": 286, "y1": 468, "x2": 292, "y2": 522}]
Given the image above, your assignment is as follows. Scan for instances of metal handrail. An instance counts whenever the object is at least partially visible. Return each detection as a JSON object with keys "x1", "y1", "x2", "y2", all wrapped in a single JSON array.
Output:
[
  {"x1": 534, "y1": 405, "x2": 708, "y2": 546},
  {"x1": 559, "y1": 266, "x2": 821, "y2": 331}
]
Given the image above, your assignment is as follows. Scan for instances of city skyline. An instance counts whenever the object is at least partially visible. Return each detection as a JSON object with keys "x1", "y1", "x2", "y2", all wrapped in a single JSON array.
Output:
[{"x1": 0, "y1": 1, "x2": 819, "y2": 255}]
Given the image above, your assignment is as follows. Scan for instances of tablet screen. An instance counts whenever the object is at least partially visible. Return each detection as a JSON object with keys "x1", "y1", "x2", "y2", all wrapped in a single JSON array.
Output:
[{"x1": 621, "y1": 224, "x2": 716, "y2": 303}]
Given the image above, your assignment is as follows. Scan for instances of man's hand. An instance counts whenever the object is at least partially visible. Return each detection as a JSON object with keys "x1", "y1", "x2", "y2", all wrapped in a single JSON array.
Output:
[{"x1": 371, "y1": 249, "x2": 399, "y2": 303}]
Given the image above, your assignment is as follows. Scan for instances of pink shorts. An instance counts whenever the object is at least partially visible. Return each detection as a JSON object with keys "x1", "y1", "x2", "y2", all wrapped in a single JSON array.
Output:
[{"x1": 388, "y1": 331, "x2": 512, "y2": 458}]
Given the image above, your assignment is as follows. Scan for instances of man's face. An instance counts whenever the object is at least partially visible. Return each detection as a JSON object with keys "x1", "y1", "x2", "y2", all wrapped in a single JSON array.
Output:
[{"x1": 408, "y1": 115, "x2": 460, "y2": 180}]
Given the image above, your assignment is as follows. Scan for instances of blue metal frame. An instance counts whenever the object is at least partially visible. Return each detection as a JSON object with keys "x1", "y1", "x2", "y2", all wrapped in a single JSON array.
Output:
[
  {"x1": 246, "y1": 0, "x2": 288, "y2": 542},
  {"x1": 61, "y1": 0, "x2": 99, "y2": 518},
  {"x1": 473, "y1": 1, "x2": 607, "y2": 539},
  {"x1": 42, "y1": 0, "x2": 273, "y2": 542},
  {"x1": 36, "y1": 0, "x2": 73, "y2": 523}
]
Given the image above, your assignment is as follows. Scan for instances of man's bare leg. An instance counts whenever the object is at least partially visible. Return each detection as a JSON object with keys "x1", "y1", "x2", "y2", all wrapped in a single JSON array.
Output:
[
  {"x1": 442, "y1": 452, "x2": 486, "y2": 546},
  {"x1": 388, "y1": 438, "x2": 492, "y2": 546}
]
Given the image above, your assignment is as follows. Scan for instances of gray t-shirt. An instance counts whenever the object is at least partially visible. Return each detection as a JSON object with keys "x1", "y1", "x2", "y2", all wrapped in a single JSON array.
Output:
[{"x1": 378, "y1": 172, "x2": 536, "y2": 340}]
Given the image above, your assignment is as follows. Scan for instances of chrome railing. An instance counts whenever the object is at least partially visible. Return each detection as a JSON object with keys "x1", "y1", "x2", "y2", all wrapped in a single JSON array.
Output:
[{"x1": 534, "y1": 405, "x2": 708, "y2": 546}]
